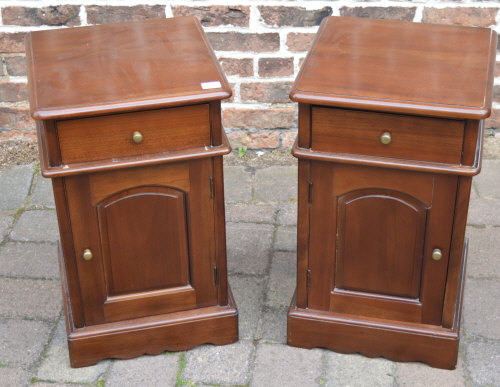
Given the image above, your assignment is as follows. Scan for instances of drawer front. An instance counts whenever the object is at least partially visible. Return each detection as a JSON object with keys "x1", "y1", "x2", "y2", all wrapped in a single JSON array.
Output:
[
  {"x1": 57, "y1": 104, "x2": 210, "y2": 165},
  {"x1": 311, "y1": 107, "x2": 464, "y2": 164}
]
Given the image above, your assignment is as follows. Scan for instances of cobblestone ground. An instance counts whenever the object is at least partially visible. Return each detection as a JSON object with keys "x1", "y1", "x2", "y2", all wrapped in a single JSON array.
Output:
[{"x1": 0, "y1": 158, "x2": 499, "y2": 386}]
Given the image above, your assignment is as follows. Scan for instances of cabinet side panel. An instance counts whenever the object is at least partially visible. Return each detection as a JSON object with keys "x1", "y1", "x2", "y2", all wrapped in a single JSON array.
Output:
[
  {"x1": 52, "y1": 177, "x2": 84, "y2": 328},
  {"x1": 296, "y1": 160, "x2": 311, "y2": 308},
  {"x1": 298, "y1": 103, "x2": 311, "y2": 148},
  {"x1": 308, "y1": 162, "x2": 336, "y2": 310},
  {"x1": 442, "y1": 176, "x2": 472, "y2": 328},
  {"x1": 212, "y1": 156, "x2": 228, "y2": 306},
  {"x1": 188, "y1": 158, "x2": 218, "y2": 307},
  {"x1": 210, "y1": 101, "x2": 222, "y2": 146}
]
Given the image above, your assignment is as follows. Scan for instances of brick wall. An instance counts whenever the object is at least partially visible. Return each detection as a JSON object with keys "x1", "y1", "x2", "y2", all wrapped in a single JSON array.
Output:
[{"x1": 0, "y1": 1, "x2": 499, "y2": 150}]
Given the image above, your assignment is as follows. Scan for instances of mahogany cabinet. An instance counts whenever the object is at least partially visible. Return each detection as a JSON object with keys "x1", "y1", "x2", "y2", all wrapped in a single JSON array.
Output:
[
  {"x1": 288, "y1": 17, "x2": 497, "y2": 369},
  {"x1": 26, "y1": 17, "x2": 237, "y2": 367}
]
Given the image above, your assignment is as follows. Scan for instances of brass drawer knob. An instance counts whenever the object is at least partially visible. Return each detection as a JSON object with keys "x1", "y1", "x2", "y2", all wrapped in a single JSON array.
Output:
[
  {"x1": 380, "y1": 132, "x2": 392, "y2": 145},
  {"x1": 132, "y1": 131, "x2": 143, "y2": 144},
  {"x1": 432, "y1": 249, "x2": 443, "y2": 261},
  {"x1": 82, "y1": 249, "x2": 93, "y2": 261}
]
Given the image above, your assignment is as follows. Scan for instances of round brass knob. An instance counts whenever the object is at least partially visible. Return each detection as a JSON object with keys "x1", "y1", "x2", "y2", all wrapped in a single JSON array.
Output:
[
  {"x1": 432, "y1": 249, "x2": 443, "y2": 261},
  {"x1": 380, "y1": 132, "x2": 392, "y2": 145},
  {"x1": 82, "y1": 249, "x2": 93, "y2": 261},
  {"x1": 132, "y1": 131, "x2": 143, "y2": 144}
]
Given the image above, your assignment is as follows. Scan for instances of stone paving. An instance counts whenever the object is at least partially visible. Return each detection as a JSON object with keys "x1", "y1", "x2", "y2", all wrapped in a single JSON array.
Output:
[{"x1": 0, "y1": 159, "x2": 499, "y2": 386}]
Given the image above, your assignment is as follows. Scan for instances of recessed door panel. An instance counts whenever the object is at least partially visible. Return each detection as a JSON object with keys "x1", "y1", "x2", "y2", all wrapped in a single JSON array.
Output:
[
  {"x1": 336, "y1": 189, "x2": 427, "y2": 298},
  {"x1": 97, "y1": 187, "x2": 189, "y2": 295}
]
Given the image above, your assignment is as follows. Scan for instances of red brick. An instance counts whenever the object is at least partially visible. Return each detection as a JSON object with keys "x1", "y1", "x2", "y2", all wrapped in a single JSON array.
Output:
[
  {"x1": 0, "y1": 33, "x2": 26, "y2": 53},
  {"x1": 281, "y1": 131, "x2": 297, "y2": 147},
  {"x1": 0, "y1": 82, "x2": 28, "y2": 102},
  {"x1": 5, "y1": 56, "x2": 26, "y2": 76},
  {"x1": 223, "y1": 108, "x2": 295, "y2": 129},
  {"x1": 220, "y1": 58, "x2": 253, "y2": 77},
  {"x1": 207, "y1": 33, "x2": 279, "y2": 52},
  {"x1": 86, "y1": 5, "x2": 165, "y2": 25},
  {"x1": 226, "y1": 83, "x2": 236, "y2": 103},
  {"x1": 172, "y1": 6, "x2": 249, "y2": 27},
  {"x1": 258, "y1": 6, "x2": 331, "y2": 27},
  {"x1": 485, "y1": 109, "x2": 500, "y2": 129},
  {"x1": 227, "y1": 130, "x2": 280, "y2": 149},
  {"x1": 0, "y1": 107, "x2": 34, "y2": 129},
  {"x1": 259, "y1": 58, "x2": 294, "y2": 77},
  {"x1": 240, "y1": 82, "x2": 293, "y2": 103},
  {"x1": 495, "y1": 62, "x2": 500, "y2": 77},
  {"x1": 286, "y1": 33, "x2": 315, "y2": 52},
  {"x1": 340, "y1": 7, "x2": 416, "y2": 21},
  {"x1": 422, "y1": 7, "x2": 497, "y2": 27},
  {"x1": 2, "y1": 6, "x2": 80, "y2": 26}
]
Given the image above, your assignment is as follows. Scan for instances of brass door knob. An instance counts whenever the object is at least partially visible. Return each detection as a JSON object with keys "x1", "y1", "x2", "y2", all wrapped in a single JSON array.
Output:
[
  {"x1": 132, "y1": 131, "x2": 143, "y2": 144},
  {"x1": 380, "y1": 132, "x2": 392, "y2": 145},
  {"x1": 432, "y1": 249, "x2": 443, "y2": 261},
  {"x1": 82, "y1": 249, "x2": 93, "y2": 261}
]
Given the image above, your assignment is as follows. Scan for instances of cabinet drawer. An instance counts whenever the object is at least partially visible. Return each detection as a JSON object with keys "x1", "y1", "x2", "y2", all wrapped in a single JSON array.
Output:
[
  {"x1": 57, "y1": 104, "x2": 211, "y2": 165},
  {"x1": 311, "y1": 107, "x2": 464, "y2": 164}
]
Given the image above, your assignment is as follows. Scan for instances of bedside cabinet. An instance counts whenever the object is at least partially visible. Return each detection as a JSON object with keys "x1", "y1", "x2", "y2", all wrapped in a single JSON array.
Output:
[
  {"x1": 288, "y1": 17, "x2": 496, "y2": 369},
  {"x1": 26, "y1": 17, "x2": 238, "y2": 367}
]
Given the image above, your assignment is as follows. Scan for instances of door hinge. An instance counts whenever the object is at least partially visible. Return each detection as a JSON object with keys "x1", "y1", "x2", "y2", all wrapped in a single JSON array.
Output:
[
  {"x1": 213, "y1": 265, "x2": 218, "y2": 285},
  {"x1": 209, "y1": 176, "x2": 214, "y2": 199},
  {"x1": 307, "y1": 268, "x2": 311, "y2": 290},
  {"x1": 308, "y1": 181, "x2": 313, "y2": 203}
]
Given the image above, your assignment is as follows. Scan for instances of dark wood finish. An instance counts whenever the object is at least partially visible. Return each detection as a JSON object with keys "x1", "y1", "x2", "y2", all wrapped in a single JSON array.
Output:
[
  {"x1": 28, "y1": 17, "x2": 236, "y2": 368},
  {"x1": 58, "y1": 105, "x2": 210, "y2": 164},
  {"x1": 26, "y1": 17, "x2": 231, "y2": 120},
  {"x1": 289, "y1": 17, "x2": 495, "y2": 369},
  {"x1": 311, "y1": 107, "x2": 464, "y2": 164},
  {"x1": 290, "y1": 17, "x2": 497, "y2": 119}
]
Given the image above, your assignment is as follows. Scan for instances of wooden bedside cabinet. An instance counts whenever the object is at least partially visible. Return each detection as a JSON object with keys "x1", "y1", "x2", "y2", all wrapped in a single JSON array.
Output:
[
  {"x1": 26, "y1": 17, "x2": 238, "y2": 367},
  {"x1": 288, "y1": 17, "x2": 496, "y2": 369}
]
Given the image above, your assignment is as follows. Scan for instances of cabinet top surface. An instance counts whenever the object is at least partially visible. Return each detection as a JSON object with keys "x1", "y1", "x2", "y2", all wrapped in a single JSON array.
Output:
[
  {"x1": 291, "y1": 17, "x2": 497, "y2": 119},
  {"x1": 27, "y1": 17, "x2": 231, "y2": 120}
]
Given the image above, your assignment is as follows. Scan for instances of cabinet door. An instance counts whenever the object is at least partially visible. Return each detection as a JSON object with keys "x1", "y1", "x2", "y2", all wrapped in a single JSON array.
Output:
[
  {"x1": 307, "y1": 162, "x2": 457, "y2": 325},
  {"x1": 65, "y1": 159, "x2": 217, "y2": 325}
]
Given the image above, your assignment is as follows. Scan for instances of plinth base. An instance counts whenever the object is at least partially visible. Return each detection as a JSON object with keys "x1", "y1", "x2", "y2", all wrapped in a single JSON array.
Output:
[
  {"x1": 287, "y1": 241, "x2": 468, "y2": 370},
  {"x1": 58, "y1": 244, "x2": 238, "y2": 368}
]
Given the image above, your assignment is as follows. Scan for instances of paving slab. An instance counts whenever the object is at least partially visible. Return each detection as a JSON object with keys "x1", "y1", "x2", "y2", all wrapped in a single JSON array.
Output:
[
  {"x1": 265, "y1": 252, "x2": 296, "y2": 309},
  {"x1": 31, "y1": 175, "x2": 55, "y2": 208},
  {"x1": 106, "y1": 354, "x2": 179, "y2": 387},
  {"x1": 0, "y1": 366, "x2": 31, "y2": 387},
  {"x1": 224, "y1": 166, "x2": 253, "y2": 202},
  {"x1": 277, "y1": 202, "x2": 297, "y2": 225},
  {"x1": 473, "y1": 159, "x2": 500, "y2": 199},
  {"x1": 257, "y1": 308, "x2": 287, "y2": 344},
  {"x1": 395, "y1": 356, "x2": 465, "y2": 386},
  {"x1": 0, "y1": 242, "x2": 59, "y2": 279},
  {"x1": 229, "y1": 275, "x2": 265, "y2": 339},
  {"x1": 226, "y1": 203, "x2": 277, "y2": 223},
  {"x1": 325, "y1": 352, "x2": 394, "y2": 387},
  {"x1": 0, "y1": 278, "x2": 61, "y2": 320},
  {"x1": 182, "y1": 341, "x2": 254, "y2": 385},
  {"x1": 252, "y1": 343, "x2": 322, "y2": 387},
  {"x1": 255, "y1": 166, "x2": 297, "y2": 202},
  {"x1": 275, "y1": 225, "x2": 297, "y2": 251},
  {"x1": 467, "y1": 198, "x2": 500, "y2": 225},
  {"x1": 466, "y1": 341, "x2": 500, "y2": 386},
  {"x1": 0, "y1": 165, "x2": 33, "y2": 210},
  {"x1": 463, "y1": 278, "x2": 500, "y2": 339},
  {"x1": 226, "y1": 222, "x2": 273, "y2": 275},
  {"x1": 466, "y1": 226, "x2": 500, "y2": 278},
  {"x1": 32, "y1": 383, "x2": 87, "y2": 387},
  {"x1": 37, "y1": 318, "x2": 109, "y2": 384},
  {"x1": 0, "y1": 319, "x2": 52, "y2": 366},
  {"x1": 0, "y1": 215, "x2": 13, "y2": 241},
  {"x1": 10, "y1": 210, "x2": 59, "y2": 242}
]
